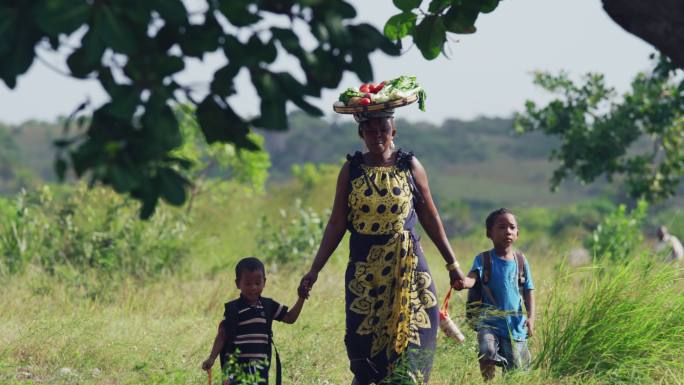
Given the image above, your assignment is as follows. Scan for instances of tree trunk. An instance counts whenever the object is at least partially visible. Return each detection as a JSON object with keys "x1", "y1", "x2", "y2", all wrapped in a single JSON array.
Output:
[{"x1": 602, "y1": 0, "x2": 684, "y2": 69}]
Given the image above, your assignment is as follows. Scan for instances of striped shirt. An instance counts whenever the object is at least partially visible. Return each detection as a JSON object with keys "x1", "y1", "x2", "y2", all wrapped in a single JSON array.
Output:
[{"x1": 221, "y1": 295, "x2": 288, "y2": 363}]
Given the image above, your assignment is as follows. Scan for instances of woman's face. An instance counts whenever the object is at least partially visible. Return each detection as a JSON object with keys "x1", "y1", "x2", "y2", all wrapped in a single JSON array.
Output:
[{"x1": 359, "y1": 118, "x2": 396, "y2": 154}]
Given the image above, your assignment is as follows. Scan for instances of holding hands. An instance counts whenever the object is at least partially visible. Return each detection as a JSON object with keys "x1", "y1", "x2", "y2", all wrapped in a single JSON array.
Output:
[{"x1": 298, "y1": 269, "x2": 318, "y2": 299}]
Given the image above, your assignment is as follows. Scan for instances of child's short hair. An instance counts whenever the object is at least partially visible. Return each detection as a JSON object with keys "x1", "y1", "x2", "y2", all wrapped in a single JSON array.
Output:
[
  {"x1": 485, "y1": 208, "x2": 515, "y2": 232},
  {"x1": 235, "y1": 257, "x2": 265, "y2": 280}
]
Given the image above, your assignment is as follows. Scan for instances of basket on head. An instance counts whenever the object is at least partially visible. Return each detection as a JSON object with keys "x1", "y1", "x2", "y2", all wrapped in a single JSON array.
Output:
[{"x1": 332, "y1": 93, "x2": 419, "y2": 114}]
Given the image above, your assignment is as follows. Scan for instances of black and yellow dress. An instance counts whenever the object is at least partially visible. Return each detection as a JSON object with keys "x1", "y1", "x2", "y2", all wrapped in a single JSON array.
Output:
[{"x1": 344, "y1": 149, "x2": 439, "y2": 384}]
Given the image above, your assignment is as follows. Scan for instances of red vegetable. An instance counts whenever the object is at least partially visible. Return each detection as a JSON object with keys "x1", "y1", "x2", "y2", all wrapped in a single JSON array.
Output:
[
  {"x1": 359, "y1": 84, "x2": 370, "y2": 93},
  {"x1": 359, "y1": 97, "x2": 371, "y2": 106},
  {"x1": 372, "y1": 81, "x2": 385, "y2": 93}
]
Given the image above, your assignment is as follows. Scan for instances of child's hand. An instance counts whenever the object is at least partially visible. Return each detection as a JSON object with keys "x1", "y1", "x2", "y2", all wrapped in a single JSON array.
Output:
[
  {"x1": 201, "y1": 356, "x2": 215, "y2": 371},
  {"x1": 525, "y1": 317, "x2": 535, "y2": 337},
  {"x1": 298, "y1": 283, "x2": 310, "y2": 299}
]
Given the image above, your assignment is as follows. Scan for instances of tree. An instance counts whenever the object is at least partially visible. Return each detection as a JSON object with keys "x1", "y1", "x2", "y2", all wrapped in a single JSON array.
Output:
[
  {"x1": 3, "y1": 0, "x2": 683, "y2": 216},
  {"x1": 0, "y1": 0, "x2": 399, "y2": 217},
  {"x1": 514, "y1": 55, "x2": 684, "y2": 203},
  {"x1": 172, "y1": 105, "x2": 271, "y2": 213}
]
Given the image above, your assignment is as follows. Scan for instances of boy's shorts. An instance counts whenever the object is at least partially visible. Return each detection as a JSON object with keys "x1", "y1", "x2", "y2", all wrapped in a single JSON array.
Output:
[{"x1": 477, "y1": 329, "x2": 531, "y2": 371}]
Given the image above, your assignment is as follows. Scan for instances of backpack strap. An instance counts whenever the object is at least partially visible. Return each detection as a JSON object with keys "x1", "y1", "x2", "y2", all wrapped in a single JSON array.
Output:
[
  {"x1": 514, "y1": 250, "x2": 527, "y2": 287},
  {"x1": 220, "y1": 300, "x2": 240, "y2": 370},
  {"x1": 260, "y1": 297, "x2": 282, "y2": 385},
  {"x1": 482, "y1": 250, "x2": 492, "y2": 284},
  {"x1": 480, "y1": 250, "x2": 498, "y2": 307}
]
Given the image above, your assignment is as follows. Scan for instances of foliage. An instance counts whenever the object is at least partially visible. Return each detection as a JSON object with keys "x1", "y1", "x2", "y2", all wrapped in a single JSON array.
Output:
[
  {"x1": 173, "y1": 105, "x2": 271, "y2": 212},
  {"x1": 0, "y1": 184, "x2": 187, "y2": 279},
  {"x1": 291, "y1": 162, "x2": 340, "y2": 192},
  {"x1": 219, "y1": 350, "x2": 266, "y2": 385},
  {"x1": 515, "y1": 55, "x2": 684, "y2": 202},
  {"x1": 536, "y1": 257, "x2": 684, "y2": 383},
  {"x1": 587, "y1": 200, "x2": 648, "y2": 263},
  {"x1": 0, "y1": 1, "x2": 399, "y2": 217},
  {"x1": 384, "y1": 0, "x2": 503, "y2": 59},
  {"x1": 0, "y1": 124, "x2": 34, "y2": 193},
  {"x1": 256, "y1": 199, "x2": 328, "y2": 267}
]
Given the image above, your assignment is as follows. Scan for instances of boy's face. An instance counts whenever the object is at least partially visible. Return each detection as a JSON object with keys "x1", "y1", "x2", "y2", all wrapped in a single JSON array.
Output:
[
  {"x1": 488, "y1": 213, "x2": 519, "y2": 249},
  {"x1": 236, "y1": 269, "x2": 266, "y2": 303}
]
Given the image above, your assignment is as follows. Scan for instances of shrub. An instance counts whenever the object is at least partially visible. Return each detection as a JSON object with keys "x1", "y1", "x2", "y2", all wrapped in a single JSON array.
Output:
[
  {"x1": 256, "y1": 199, "x2": 328, "y2": 267},
  {"x1": 586, "y1": 200, "x2": 648, "y2": 263},
  {"x1": 0, "y1": 184, "x2": 188, "y2": 279}
]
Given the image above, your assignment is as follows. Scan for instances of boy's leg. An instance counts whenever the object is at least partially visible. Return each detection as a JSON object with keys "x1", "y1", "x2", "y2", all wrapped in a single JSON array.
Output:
[
  {"x1": 500, "y1": 338, "x2": 531, "y2": 373},
  {"x1": 477, "y1": 329, "x2": 507, "y2": 381}
]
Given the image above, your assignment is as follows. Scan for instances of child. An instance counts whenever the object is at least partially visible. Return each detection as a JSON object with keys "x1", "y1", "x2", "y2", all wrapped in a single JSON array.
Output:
[
  {"x1": 457, "y1": 208, "x2": 535, "y2": 381},
  {"x1": 201, "y1": 257, "x2": 306, "y2": 384}
]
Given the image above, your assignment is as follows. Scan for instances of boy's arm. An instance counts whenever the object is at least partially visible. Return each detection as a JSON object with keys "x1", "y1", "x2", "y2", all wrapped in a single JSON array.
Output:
[
  {"x1": 202, "y1": 324, "x2": 227, "y2": 370},
  {"x1": 281, "y1": 296, "x2": 305, "y2": 324},
  {"x1": 523, "y1": 289, "x2": 536, "y2": 336},
  {"x1": 455, "y1": 270, "x2": 478, "y2": 290}
]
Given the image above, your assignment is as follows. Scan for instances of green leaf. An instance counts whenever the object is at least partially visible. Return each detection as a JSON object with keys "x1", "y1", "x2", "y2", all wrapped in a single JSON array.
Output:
[
  {"x1": 428, "y1": 0, "x2": 451, "y2": 14},
  {"x1": 0, "y1": 15, "x2": 39, "y2": 89},
  {"x1": 414, "y1": 15, "x2": 445, "y2": 60},
  {"x1": 480, "y1": 0, "x2": 500, "y2": 13},
  {"x1": 196, "y1": 96, "x2": 254, "y2": 148},
  {"x1": 253, "y1": 98, "x2": 288, "y2": 130},
  {"x1": 55, "y1": 157, "x2": 67, "y2": 181},
  {"x1": 97, "y1": 6, "x2": 139, "y2": 54},
  {"x1": 34, "y1": 1, "x2": 89, "y2": 37},
  {"x1": 210, "y1": 63, "x2": 240, "y2": 97},
  {"x1": 393, "y1": 0, "x2": 422, "y2": 12},
  {"x1": 151, "y1": 0, "x2": 187, "y2": 25},
  {"x1": 384, "y1": 12, "x2": 417, "y2": 40},
  {"x1": 275, "y1": 72, "x2": 324, "y2": 116},
  {"x1": 100, "y1": 86, "x2": 140, "y2": 120},
  {"x1": 443, "y1": 2, "x2": 480, "y2": 34},
  {"x1": 349, "y1": 49, "x2": 373, "y2": 82},
  {"x1": 66, "y1": 26, "x2": 105, "y2": 78},
  {"x1": 217, "y1": 0, "x2": 261, "y2": 27},
  {"x1": 157, "y1": 167, "x2": 188, "y2": 206}
]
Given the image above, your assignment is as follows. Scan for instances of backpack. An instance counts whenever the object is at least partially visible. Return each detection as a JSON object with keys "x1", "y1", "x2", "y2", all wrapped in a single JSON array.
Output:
[
  {"x1": 220, "y1": 297, "x2": 282, "y2": 385},
  {"x1": 465, "y1": 250, "x2": 527, "y2": 331}
]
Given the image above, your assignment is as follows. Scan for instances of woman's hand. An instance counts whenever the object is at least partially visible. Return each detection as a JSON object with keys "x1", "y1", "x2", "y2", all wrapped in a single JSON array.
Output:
[
  {"x1": 299, "y1": 270, "x2": 319, "y2": 298},
  {"x1": 201, "y1": 356, "x2": 215, "y2": 371},
  {"x1": 449, "y1": 269, "x2": 464, "y2": 290}
]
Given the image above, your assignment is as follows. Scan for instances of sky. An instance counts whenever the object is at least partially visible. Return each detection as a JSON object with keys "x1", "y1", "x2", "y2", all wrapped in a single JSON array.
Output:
[{"x1": 0, "y1": 0, "x2": 655, "y2": 126}]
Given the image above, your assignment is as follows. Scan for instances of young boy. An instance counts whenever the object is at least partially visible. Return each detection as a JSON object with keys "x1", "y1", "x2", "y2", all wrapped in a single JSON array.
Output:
[
  {"x1": 201, "y1": 257, "x2": 306, "y2": 384},
  {"x1": 457, "y1": 208, "x2": 535, "y2": 381}
]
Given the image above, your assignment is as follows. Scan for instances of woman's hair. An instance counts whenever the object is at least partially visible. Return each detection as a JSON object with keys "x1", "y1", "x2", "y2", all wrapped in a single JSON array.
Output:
[
  {"x1": 485, "y1": 208, "x2": 515, "y2": 232},
  {"x1": 235, "y1": 257, "x2": 265, "y2": 280}
]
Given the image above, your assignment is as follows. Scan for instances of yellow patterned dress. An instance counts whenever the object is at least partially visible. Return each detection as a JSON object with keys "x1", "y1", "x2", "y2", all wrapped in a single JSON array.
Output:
[{"x1": 344, "y1": 150, "x2": 438, "y2": 384}]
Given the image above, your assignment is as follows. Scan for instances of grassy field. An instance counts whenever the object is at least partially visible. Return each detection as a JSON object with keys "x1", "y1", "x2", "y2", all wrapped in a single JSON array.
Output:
[{"x1": 1, "y1": 180, "x2": 683, "y2": 385}]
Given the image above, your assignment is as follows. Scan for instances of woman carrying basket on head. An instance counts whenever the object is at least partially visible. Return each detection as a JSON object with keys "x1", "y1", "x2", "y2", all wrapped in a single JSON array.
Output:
[{"x1": 298, "y1": 76, "x2": 466, "y2": 384}]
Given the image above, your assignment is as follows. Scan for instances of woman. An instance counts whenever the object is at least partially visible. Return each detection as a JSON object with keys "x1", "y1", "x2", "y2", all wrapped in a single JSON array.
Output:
[{"x1": 299, "y1": 109, "x2": 465, "y2": 384}]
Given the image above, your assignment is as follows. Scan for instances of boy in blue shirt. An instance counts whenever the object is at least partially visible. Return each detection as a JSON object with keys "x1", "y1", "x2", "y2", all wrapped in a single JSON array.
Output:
[{"x1": 456, "y1": 208, "x2": 535, "y2": 381}]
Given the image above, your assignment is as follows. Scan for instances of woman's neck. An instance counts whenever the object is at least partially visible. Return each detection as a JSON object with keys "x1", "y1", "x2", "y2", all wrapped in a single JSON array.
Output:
[{"x1": 364, "y1": 150, "x2": 395, "y2": 166}]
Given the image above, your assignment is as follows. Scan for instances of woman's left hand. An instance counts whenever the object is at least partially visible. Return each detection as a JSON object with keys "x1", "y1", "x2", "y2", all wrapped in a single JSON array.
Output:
[{"x1": 449, "y1": 268, "x2": 465, "y2": 289}]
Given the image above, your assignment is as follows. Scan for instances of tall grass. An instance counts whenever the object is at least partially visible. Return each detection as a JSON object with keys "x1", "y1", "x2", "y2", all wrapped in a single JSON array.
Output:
[{"x1": 536, "y1": 257, "x2": 684, "y2": 383}]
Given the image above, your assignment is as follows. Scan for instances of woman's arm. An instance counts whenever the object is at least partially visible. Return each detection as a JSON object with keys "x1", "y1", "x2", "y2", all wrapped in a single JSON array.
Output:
[
  {"x1": 299, "y1": 162, "x2": 350, "y2": 292},
  {"x1": 411, "y1": 157, "x2": 466, "y2": 283}
]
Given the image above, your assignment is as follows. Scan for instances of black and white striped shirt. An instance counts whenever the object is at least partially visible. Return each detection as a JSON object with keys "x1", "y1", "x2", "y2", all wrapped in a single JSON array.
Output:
[{"x1": 222, "y1": 296, "x2": 288, "y2": 362}]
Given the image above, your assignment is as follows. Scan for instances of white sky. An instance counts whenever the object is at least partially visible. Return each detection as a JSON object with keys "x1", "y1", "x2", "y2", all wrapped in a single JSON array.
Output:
[{"x1": 0, "y1": 0, "x2": 654, "y2": 126}]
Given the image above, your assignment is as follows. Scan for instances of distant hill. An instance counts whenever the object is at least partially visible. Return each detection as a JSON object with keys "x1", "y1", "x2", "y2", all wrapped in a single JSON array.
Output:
[{"x1": 5, "y1": 113, "x2": 678, "y2": 209}]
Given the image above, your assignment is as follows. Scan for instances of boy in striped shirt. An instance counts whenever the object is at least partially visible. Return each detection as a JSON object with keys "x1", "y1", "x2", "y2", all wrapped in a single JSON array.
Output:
[{"x1": 202, "y1": 257, "x2": 306, "y2": 384}]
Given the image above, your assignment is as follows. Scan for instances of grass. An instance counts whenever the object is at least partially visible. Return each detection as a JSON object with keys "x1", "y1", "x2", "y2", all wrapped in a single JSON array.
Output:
[{"x1": 1, "y1": 180, "x2": 684, "y2": 384}]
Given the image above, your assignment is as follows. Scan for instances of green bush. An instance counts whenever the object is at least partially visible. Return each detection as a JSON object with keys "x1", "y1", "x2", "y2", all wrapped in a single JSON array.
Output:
[
  {"x1": 256, "y1": 199, "x2": 328, "y2": 267},
  {"x1": 536, "y1": 257, "x2": 684, "y2": 382},
  {"x1": 586, "y1": 200, "x2": 648, "y2": 263},
  {"x1": 0, "y1": 184, "x2": 188, "y2": 279}
]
